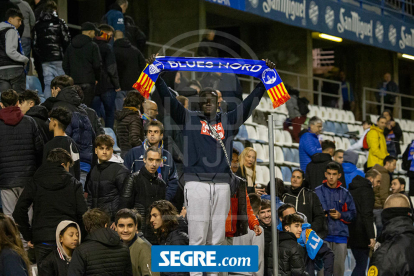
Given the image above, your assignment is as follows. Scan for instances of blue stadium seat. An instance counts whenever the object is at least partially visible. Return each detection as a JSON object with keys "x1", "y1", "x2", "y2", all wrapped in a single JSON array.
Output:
[
  {"x1": 233, "y1": 141, "x2": 244, "y2": 154},
  {"x1": 334, "y1": 122, "x2": 343, "y2": 135},
  {"x1": 324, "y1": 121, "x2": 335, "y2": 133},
  {"x1": 291, "y1": 148, "x2": 300, "y2": 164},
  {"x1": 103, "y1": 127, "x2": 121, "y2": 153},
  {"x1": 281, "y1": 166, "x2": 292, "y2": 183},
  {"x1": 26, "y1": 75, "x2": 43, "y2": 95},
  {"x1": 282, "y1": 147, "x2": 293, "y2": 165},
  {"x1": 235, "y1": 124, "x2": 248, "y2": 141}
]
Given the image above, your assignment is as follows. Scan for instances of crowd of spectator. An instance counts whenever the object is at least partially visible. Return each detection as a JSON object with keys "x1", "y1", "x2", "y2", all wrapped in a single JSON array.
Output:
[{"x1": 0, "y1": 0, "x2": 414, "y2": 275}]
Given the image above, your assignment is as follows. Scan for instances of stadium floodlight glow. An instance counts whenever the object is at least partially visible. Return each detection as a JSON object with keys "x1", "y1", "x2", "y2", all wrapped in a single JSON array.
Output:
[
  {"x1": 319, "y1": 33, "x2": 342, "y2": 42},
  {"x1": 402, "y1": 54, "x2": 414, "y2": 60}
]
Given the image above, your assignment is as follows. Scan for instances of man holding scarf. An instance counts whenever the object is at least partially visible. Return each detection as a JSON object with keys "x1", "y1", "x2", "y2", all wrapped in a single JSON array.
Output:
[
  {"x1": 0, "y1": 8, "x2": 28, "y2": 93},
  {"x1": 147, "y1": 54, "x2": 276, "y2": 276}
]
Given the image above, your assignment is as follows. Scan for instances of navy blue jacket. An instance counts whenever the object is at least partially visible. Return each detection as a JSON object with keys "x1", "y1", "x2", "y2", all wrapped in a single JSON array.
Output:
[
  {"x1": 103, "y1": 4, "x2": 125, "y2": 33},
  {"x1": 0, "y1": 248, "x2": 29, "y2": 276},
  {"x1": 314, "y1": 181, "x2": 356, "y2": 238},
  {"x1": 155, "y1": 78, "x2": 265, "y2": 183},
  {"x1": 299, "y1": 131, "x2": 322, "y2": 171},
  {"x1": 123, "y1": 140, "x2": 178, "y2": 201}
]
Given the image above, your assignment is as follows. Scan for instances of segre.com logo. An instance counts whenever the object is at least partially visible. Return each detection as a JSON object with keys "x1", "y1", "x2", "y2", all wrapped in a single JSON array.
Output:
[{"x1": 152, "y1": 246, "x2": 258, "y2": 272}]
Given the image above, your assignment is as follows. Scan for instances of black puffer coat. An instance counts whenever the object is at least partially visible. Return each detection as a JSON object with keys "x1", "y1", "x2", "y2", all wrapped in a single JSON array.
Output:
[
  {"x1": 13, "y1": 162, "x2": 87, "y2": 243},
  {"x1": 115, "y1": 108, "x2": 144, "y2": 157},
  {"x1": 348, "y1": 175, "x2": 375, "y2": 249},
  {"x1": 268, "y1": 231, "x2": 308, "y2": 276},
  {"x1": 26, "y1": 105, "x2": 53, "y2": 143},
  {"x1": 369, "y1": 211, "x2": 414, "y2": 275},
  {"x1": 86, "y1": 159, "x2": 129, "y2": 221},
  {"x1": 67, "y1": 228, "x2": 132, "y2": 275},
  {"x1": 33, "y1": 11, "x2": 70, "y2": 62},
  {"x1": 43, "y1": 86, "x2": 95, "y2": 165},
  {"x1": 305, "y1": 153, "x2": 346, "y2": 190},
  {"x1": 80, "y1": 103, "x2": 105, "y2": 136},
  {"x1": 0, "y1": 106, "x2": 43, "y2": 189},
  {"x1": 282, "y1": 186, "x2": 328, "y2": 239}
]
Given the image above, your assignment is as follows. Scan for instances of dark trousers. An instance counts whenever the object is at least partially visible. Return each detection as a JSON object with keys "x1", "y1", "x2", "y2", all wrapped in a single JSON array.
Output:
[
  {"x1": 92, "y1": 89, "x2": 116, "y2": 129},
  {"x1": 410, "y1": 177, "x2": 414, "y2": 196},
  {"x1": 34, "y1": 243, "x2": 56, "y2": 265},
  {"x1": 0, "y1": 67, "x2": 26, "y2": 93},
  {"x1": 351, "y1": 248, "x2": 370, "y2": 276},
  {"x1": 79, "y1": 83, "x2": 96, "y2": 107}
]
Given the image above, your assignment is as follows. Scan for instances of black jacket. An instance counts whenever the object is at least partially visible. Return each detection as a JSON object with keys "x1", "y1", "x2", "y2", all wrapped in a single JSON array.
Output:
[
  {"x1": 305, "y1": 153, "x2": 346, "y2": 190},
  {"x1": 63, "y1": 34, "x2": 101, "y2": 84},
  {"x1": 113, "y1": 38, "x2": 146, "y2": 91},
  {"x1": 159, "y1": 226, "x2": 189, "y2": 276},
  {"x1": 34, "y1": 0, "x2": 46, "y2": 20},
  {"x1": 268, "y1": 231, "x2": 308, "y2": 276},
  {"x1": 42, "y1": 86, "x2": 95, "y2": 165},
  {"x1": 26, "y1": 105, "x2": 53, "y2": 143},
  {"x1": 348, "y1": 175, "x2": 375, "y2": 248},
  {"x1": 369, "y1": 212, "x2": 414, "y2": 275},
  {"x1": 282, "y1": 187, "x2": 328, "y2": 239},
  {"x1": 0, "y1": 106, "x2": 43, "y2": 189},
  {"x1": 94, "y1": 39, "x2": 120, "y2": 94},
  {"x1": 115, "y1": 108, "x2": 144, "y2": 157},
  {"x1": 33, "y1": 11, "x2": 70, "y2": 63},
  {"x1": 67, "y1": 228, "x2": 133, "y2": 276},
  {"x1": 86, "y1": 160, "x2": 130, "y2": 221},
  {"x1": 119, "y1": 165, "x2": 166, "y2": 243},
  {"x1": 38, "y1": 249, "x2": 69, "y2": 276},
  {"x1": 13, "y1": 162, "x2": 87, "y2": 244}
]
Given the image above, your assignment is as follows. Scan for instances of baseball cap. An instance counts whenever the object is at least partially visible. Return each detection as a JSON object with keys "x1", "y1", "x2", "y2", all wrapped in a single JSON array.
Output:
[{"x1": 81, "y1": 22, "x2": 99, "y2": 32}]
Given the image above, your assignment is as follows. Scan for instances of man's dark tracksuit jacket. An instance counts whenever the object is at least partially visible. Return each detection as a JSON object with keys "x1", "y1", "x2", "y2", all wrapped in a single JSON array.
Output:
[{"x1": 154, "y1": 77, "x2": 266, "y2": 183}]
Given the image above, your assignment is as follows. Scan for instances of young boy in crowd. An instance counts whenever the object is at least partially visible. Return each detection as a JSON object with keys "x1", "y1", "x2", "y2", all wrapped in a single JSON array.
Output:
[
  {"x1": 268, "y1": 214, "x2": 307, "y2": 276},
  {"x1": 115, "y1": 208, "x2": 157, "y2": 276},
  {"x1": 43, "y1": 107, "x2": 80, "y2": 180},
  {"x1": 85, "y1": 134, "x2": 129, "y2": 221}
]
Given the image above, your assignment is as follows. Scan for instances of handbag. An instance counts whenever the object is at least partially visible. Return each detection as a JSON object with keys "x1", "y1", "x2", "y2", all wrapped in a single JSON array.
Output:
[{"x1": 203, "y1": 120, "x2": 247, "y2": 196}]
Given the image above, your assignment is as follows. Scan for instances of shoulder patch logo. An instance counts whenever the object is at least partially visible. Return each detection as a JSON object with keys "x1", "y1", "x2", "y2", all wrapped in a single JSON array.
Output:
[{"x1": 368, "y1": 266, "x2": 378, "y2": 276}]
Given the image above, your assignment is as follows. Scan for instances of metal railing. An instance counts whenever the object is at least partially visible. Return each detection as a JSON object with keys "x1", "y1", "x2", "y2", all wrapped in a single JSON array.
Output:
[
  {"x1": 362, "y1": 87, "x2": 414, "y2": 119},
  {"x1": 239, "y1": 72, "x2": 343, "y2": 108}
]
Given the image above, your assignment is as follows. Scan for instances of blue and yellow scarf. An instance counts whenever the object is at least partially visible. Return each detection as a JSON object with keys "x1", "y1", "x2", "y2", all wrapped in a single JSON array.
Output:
[{"x1": 133, "y1": 56, "x2": 290, "y2": 108}]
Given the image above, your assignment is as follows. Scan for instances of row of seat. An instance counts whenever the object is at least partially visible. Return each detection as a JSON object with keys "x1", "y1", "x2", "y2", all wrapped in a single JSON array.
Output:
[
  {"x1": 235, "y1": 125, "x2": 297, "y2": 147},
  {"x1": 256, "y1": 165, "x2": 297, "y2": 185},
  {"x1": 308, "y1": 105, "x2": 356, "y2": 124}
]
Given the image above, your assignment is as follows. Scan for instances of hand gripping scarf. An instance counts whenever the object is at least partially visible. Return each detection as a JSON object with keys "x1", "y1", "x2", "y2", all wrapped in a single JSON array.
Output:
[{"x1": 133, "y1": 56, "x2": 290, "y2": 108}]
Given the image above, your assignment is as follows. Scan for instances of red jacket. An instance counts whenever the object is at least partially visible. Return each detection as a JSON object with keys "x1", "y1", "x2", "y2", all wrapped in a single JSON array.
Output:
[{"x1": 225, "y1": 189, "x2": 259, "y2": 237}]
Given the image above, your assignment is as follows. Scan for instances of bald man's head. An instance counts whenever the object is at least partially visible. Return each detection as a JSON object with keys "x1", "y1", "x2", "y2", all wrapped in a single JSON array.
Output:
[
  {"x1": 384, "y1": 193, "x2": 411, "y2": 209},
  {"x1": 143, "y1": 100, "x2": 158, "y2": 120}
]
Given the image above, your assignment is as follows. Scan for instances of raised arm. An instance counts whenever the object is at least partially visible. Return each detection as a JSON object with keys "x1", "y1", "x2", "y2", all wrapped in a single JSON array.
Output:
[{"x1": 154, "y1": 77, "x2": 187, "y2": 125}]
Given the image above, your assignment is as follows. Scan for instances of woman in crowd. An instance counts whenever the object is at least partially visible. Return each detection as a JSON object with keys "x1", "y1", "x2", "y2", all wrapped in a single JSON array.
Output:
[
  {"x1": 115, "y1": 91, "x2": 146, "y2": 158},
  {"x1": 38, "y1": 221, "x2": 81, "y2": 276},
  {"x1": 281, "y1": 169, "x2": 327, "y2": 239},
  {"x1": 236, "y1": 147, "x2": 257, "y2": 194},
  {"x1": 382, "y1": 109, "x2": 402, "y2": 157},
  {"x1": 0, "y1": 214, "x2": 31, "y2": 276}
]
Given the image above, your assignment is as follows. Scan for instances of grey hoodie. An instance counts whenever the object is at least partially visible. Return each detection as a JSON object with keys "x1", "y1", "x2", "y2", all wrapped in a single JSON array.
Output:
[
  {"x1": 0, "y1": 22, "x2": 29, "y2": 69},
  {"x1": 10, "y1": 0, "x2": 35, "y2": 38},
  {"x1": 56, "y1": 220, "x2": 81, "y2": 262}
]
